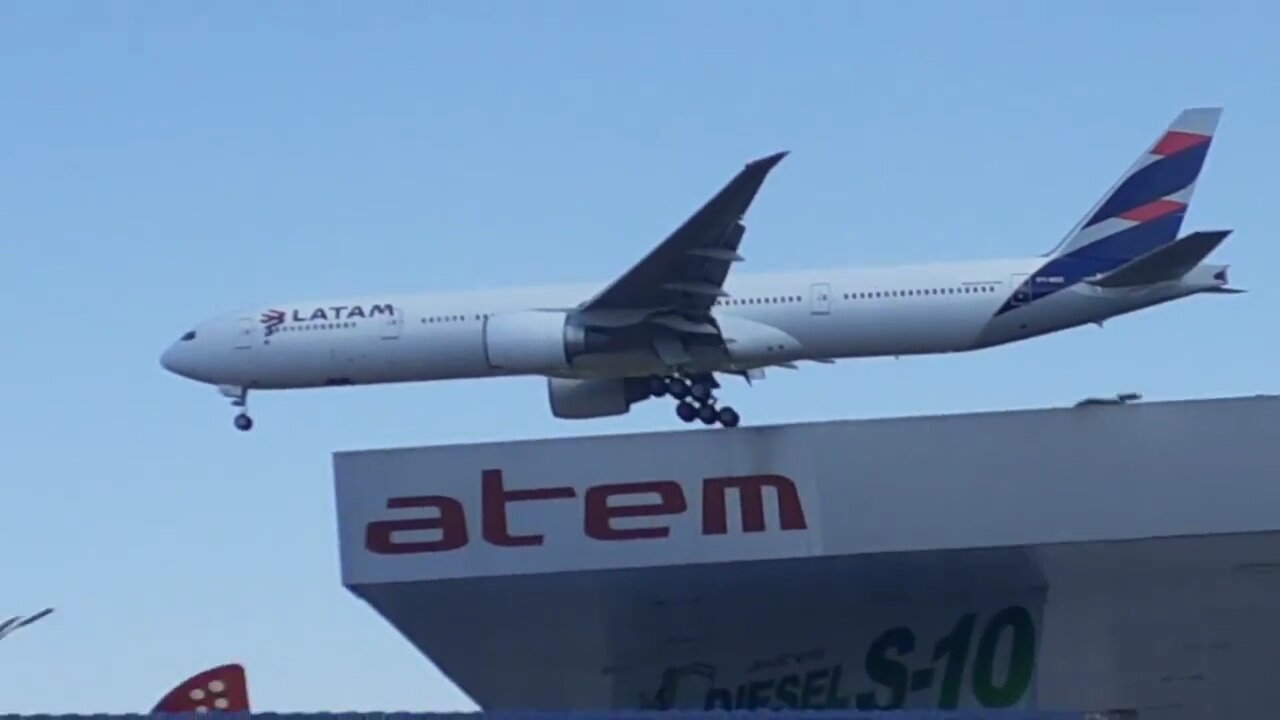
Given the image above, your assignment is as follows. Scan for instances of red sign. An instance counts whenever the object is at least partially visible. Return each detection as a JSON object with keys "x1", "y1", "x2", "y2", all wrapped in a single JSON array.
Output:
[
  {"x1": 365, "y1": 469, "x2": 808, "y2": 555},
  {"x1": 151, "y1": 663, "x2": 250, "y2": 713}
]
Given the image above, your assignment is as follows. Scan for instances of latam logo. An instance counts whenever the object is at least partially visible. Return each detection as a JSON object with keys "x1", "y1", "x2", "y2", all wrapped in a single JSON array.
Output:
[
  {"x1": 261, "y1": 303, "x2": 394, "y2": 336},
  {"x1": 260, "y1": 309, "x2": 286, "y2": 335},
  {"x1": 365, "y1": 469, "x2": 809, "y2": 554}
]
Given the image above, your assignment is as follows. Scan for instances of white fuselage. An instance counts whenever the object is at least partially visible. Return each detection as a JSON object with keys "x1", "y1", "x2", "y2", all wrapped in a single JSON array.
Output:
[{"x1": 160, "y1": 256, "x2": 1226, "y2": 392}]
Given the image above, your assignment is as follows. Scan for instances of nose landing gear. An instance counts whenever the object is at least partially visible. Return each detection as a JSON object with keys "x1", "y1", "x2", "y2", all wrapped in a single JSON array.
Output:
[
  {"x1": 648, "y1": 373, "x2": 740, "y2": 428},
  {"x1": 218, "y1": 385, "x2": 254, "y2": 432}
]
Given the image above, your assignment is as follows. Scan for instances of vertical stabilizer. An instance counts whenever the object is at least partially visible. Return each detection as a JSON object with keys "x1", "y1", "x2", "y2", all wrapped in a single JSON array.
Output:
[
  {"x1": 1047, "y1": 107, "x2": 1222, "y2": 262},
  {"x1": 996, "y1": 108, "x2": 1225, "y2": 316}
]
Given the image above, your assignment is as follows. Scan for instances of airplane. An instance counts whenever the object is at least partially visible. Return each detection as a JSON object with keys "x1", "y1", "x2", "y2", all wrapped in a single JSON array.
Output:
[{"x1": 161, "y1": 107, "x2": 1241, "y2": 431}]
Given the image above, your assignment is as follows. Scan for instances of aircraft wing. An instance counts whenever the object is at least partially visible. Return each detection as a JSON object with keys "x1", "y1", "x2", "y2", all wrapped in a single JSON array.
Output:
[{"x1": 578, "y1": 151, "x2": 787, "y2": 325}]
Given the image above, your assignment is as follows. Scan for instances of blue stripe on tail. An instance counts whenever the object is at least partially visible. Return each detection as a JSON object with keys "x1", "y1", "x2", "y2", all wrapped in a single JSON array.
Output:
[{"x1": 1085, "y1": 141, "x2": 1210, "y2": 227}]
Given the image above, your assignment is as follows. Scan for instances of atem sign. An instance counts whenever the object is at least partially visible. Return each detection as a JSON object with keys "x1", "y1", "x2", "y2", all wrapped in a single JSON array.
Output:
[{"x1": 365, "y1": 469, "x2": 808, "y2": 554}]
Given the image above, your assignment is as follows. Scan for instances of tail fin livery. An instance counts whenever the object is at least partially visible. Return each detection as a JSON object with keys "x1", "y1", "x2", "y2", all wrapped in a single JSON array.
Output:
[
  {"x1": 996, "y1": 108, "x2": 1226, "y2": 316},
  {"x1": 1047, "y1": 107, "x2": 1222, "y2": 263}
]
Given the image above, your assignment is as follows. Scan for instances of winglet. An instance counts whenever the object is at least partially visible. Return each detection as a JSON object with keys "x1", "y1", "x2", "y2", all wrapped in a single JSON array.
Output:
[
  {"x1": 728, "y1": 151, "x2": 789, "y2": 207},
  {"x1": 748, "y1": 150, "x2": 789, "y2": 171},
  {"x1": 721, "y1": 150, "x2": 787, "y2": 222}
]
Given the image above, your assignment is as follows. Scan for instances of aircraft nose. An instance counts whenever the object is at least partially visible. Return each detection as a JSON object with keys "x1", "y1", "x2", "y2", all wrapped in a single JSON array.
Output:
[
  {"x1": 160, "y1": 342, "x2": 197, "y2": 379},
  {"x1": 160, "y1": 343, "x2": 180, "y2": 374},
  {"x1": 162, "y1": 328, "x2": 214, "y2": 382}
]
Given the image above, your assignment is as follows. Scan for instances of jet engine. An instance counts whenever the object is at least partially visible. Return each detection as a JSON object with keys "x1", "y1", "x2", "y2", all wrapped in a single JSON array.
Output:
[
  {"x1": 547, "y1": 377, "x2": 651, "y2": 419},
  {"x1": 482, "y1": 310, "x2": 598, "y2": 374}
]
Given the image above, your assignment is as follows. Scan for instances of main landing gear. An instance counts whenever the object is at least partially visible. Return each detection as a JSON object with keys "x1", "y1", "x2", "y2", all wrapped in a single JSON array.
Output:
[
  {"x1": 219, "y1": 385, "x2": 254, "y2": 432},
  {"x1": 645, "y1": 373, "x2": 740, "y2": 428}
]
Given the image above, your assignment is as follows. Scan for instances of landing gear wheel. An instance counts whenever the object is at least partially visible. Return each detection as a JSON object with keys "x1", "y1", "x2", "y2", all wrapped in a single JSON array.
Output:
[
  {"x1": 676, "y1": 401, "x2": 697, "y2": 423},
  {"x1": 219, "y1": 385, "x2": 254, "y2": 433},
  {"x1": 697, "y1": 403, "x2": 718, "y2": 425},
  {"x1": 667, "y1": 377, "x2": 690, "y2": 400},
  {"x1": 717, "y1": 406, "x2": 740, "y2": 428},
  {"x1": 690, "y1": 381, "x2": 713, "y2": 403}
]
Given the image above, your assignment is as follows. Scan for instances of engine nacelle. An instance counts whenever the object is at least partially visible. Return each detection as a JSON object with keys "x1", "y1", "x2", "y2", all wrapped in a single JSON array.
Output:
[
  {"x1": 547, "y1": 377, "x2": 649, "y2": 419},
  {"x1": 483, "y1": 310, "x2": 590, "y2": 374}
]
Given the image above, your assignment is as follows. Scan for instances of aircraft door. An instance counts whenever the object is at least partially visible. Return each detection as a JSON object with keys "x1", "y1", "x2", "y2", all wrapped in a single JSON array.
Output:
[
  {"x1": 235, "y1": 317, "x2": 255, "y2": 349},
  {"x1": 810, "y1": 282, "x2": 831, "y2": 315},
  {"x1": 380, "y1": 305, "x2": 403, "y2": 339},
  {"x1": 1008, "y1": 273, "x2": 1031, "y2": 307}
]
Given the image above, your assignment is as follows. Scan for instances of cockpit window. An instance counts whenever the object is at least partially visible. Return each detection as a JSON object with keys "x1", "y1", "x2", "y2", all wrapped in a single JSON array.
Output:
[{"x1": 180, "y1": 330, "x2": 196, "y2": 341}]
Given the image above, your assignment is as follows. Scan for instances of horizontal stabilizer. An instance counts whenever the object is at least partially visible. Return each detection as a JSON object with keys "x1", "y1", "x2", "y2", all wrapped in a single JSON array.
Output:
[{"x1": 1088, "y1": 230, "x2": 1231, "y2": 288}]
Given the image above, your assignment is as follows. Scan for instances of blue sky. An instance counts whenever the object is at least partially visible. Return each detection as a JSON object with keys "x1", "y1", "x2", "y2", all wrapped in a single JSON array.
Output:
[{"x1": 2, "y1": 0, "x2": 1276, "y2": 712}]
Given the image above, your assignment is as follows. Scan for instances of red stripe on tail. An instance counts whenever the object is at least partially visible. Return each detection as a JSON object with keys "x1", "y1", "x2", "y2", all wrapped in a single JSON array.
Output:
[
  {"x1": 1152, "y1": 131, "x2": 1210, "y2": 156},
  {"x1": 1118, "y1": 198, "x2": 1187, "y2": 223}
]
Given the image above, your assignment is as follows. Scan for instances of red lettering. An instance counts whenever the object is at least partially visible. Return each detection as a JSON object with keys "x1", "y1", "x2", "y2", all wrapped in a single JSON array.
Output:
[
  {"x1": 365, "y1": 495, "x2": 467, "y2": 553},
  {"x1": 702, "y1": 474, "x2": 807, "y2": 534},
  {"x1": 584, "y1": 481, "x2": 687, "y2": 540},
  {"x1": 365, "y1": 472, "x2": 808, "y2": 555},
  {"x1": 481, "y1": 468, "x2": 576, "y2": 547}
]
